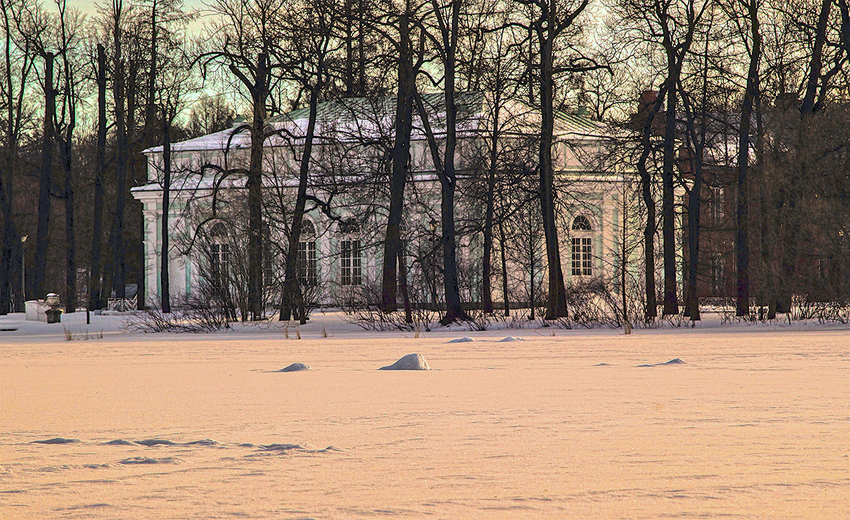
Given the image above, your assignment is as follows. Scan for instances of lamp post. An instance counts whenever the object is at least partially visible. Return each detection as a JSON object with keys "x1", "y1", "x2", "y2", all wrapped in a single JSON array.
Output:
[{"x1": 20, "y1": 235, "x2": 27, "y2": 302}]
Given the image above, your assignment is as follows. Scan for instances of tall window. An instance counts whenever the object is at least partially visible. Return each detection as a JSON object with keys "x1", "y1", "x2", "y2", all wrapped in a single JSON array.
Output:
[
  {"x1": 297, "y1": 220, "x2": 317, "y2": 287},
  {"x1": 339, "y1": 219, "x2": 361, "y2": 286},
  {"x1": 571, "y1": 216, "x2": 593, "y2": 277},
  {"x1": 209, "y1": 222, "x2": 229, "y2": 286},
  {"x1": 711, "y1": 253, "x2": 724, "y2": 295},
  {"x1": 710, "y1": 187, "x2": 724, "y2": 224}
]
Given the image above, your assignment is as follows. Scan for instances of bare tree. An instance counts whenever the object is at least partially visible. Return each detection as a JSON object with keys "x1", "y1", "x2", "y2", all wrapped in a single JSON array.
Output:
[
  {"x1": 52, "y1": 0, "x2": 86, "y2": 312},
  {"x1": 186, "y1": 94, "x2": 234, "y2": 138},
  {"x1": 0, "y1": 0, "x2": 40, "y2": 312},
  {"x1": 378, "y1": 0, "x2": 427, "y2": 314},
  {"x1": 276, "y1": 0, "x2": 339, "y2": 323},
  {"x1": 105, "y1": 0, "x2": 131, "y2": 303},
  {"x1": 724, "y1": 0, "x2": 762, "y2": 317},
  {"x1": 513, "y1": 0, "x2": 602, "y2": 320},
  {"x1": 199, "y1": 0, "x2": 289, "y2": 320},
  {"x1": 34, "y1": 49, "x2": 55, "y2": 301},
  {"x1": 88, "y1": 42, "x2": 107, "y2": 310},
  {"x1": 412, "y1": 0, "x2": 474, "y2": 325},
  {"x1": 613, "y1": 0, "x2": 710, "y2": 317}
]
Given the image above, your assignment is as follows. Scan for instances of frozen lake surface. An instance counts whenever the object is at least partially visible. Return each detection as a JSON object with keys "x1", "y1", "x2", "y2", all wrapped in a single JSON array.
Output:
[{"x1": 1, "y1": 311, "x2": 848, "y2": 518}]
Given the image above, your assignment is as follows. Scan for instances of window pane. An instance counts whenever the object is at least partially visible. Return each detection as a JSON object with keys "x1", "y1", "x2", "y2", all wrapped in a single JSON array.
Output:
[
  {"x1": 572, "y1": 216, "x2": 592, "y2": 231},
  {"x1": 572, "y1": 237, "x2": 592, "y2": 276},
  {"x1": 298, "y1": 241, "x2": 317, "y2": 286},
  {"x1": 352, "y1": 240, "x2": 361, "y2": 285},
  {"x1": 341, "y1": 239, "x2": 361, "y2": 286}
]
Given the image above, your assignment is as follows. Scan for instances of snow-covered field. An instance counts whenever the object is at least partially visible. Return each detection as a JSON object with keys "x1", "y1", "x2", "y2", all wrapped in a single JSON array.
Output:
[{"x1": 1, "y1": 310, "x2": 847, "y2": 519}]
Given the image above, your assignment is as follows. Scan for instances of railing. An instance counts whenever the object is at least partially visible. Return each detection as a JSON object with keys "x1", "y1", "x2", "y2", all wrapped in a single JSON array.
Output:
[{"x1": 107, "y1": 295, "x2": 138, "y2": 312}]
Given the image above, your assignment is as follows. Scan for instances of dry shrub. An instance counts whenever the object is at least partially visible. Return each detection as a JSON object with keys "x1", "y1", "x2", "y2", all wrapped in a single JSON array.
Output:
[{"x1": 124, "y1": 292, "x2": 234, "y2": 333}]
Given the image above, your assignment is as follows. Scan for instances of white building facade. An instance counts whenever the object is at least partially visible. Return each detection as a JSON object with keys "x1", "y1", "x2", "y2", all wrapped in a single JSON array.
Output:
[{"x1": 132, "y1": 92, "x2": 631, "y2": 311}]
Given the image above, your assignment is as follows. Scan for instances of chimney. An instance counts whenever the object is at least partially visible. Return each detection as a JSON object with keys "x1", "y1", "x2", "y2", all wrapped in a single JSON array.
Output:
[
  {"x1": 638, "y1": 90, "x2": 659, "y2": 115},
  {"x1": 629, "y1": 90, "x2": 661, "y2": 132}
]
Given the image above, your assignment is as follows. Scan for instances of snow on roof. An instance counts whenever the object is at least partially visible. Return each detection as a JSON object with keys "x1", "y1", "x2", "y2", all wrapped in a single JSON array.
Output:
[
  {"x1": 554, "y1": 110, "x2": 609, "y2": 137},
  {"x1": 144, "y1": 91, "x2": 608, "y2": 155},
  {"x1": 143, "y1": 126, "x2": 252, "y2": 155}
]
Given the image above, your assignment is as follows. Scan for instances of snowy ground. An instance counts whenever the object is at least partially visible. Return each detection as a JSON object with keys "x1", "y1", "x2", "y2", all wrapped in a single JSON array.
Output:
[{"x1": 1, "y1": 310, "x2": 848, "y2": 519}]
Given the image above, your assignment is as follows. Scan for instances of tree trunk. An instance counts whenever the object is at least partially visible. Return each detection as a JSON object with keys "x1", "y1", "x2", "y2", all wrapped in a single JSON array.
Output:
[
  {"x1": 539, "y1": 22, "x2": 568, "y2": 320},
  {"x1": 59, "y1": 23, "x2": 78, "y2": 314},
  {"x1": 89, "y1": 44, "x2": 107, "y2": 310},
  {"x1": 357, "y1": 0, "x2": 366, "y2": 94},
  {"x1": 127, "y1": 62, "x2": 144, "y2": 310},
  {"x1": 499, "y1": 218, "x2": 509, "y2": 316},
  {"x1": 380, "y1": 8, "x2": 414, "y2": 313},
  {"x1": 801, "y1": 0, "x2": 831, "y2": 114},
  {"x1": 838, "y1": 0, "x2": 850, "y2": 60},
  {"x1": 245, "y1": 53, "x2": 268, "y2": 321},
  {"x1": 414, "y1": 88, "x2": 469, "y2": 325},
  {"x1": 635, "y1": 90, "x2": 664, "y2": 320},
  {"x1": 344, "y1": 0, "x2": 354, "y2": 96},
  {"x1": 112, "y1": 30, "x2": 128, "y2": 301},
  {"x1": 621, "y1": 185, "x2": 629, "y2": 329},
  {"x1": 160, "y1": 118, "x2": 172, "y2": 313},
  {"x1": 34, "y1": 52, "x2": 56, "y2": 301},
  {"x1": 736, "y1": 0, "x2": 760, "y2": 317},
  {"x1": 280, "y1": 85, "x2": 320, "y2": 324},
  {"x1": 684, "y1": 153, "x2": 701, "y2": 321},
  {"x1": 0, "y1": 1, "x2": 14, "y2": 314},
  {"x1": 61, "y1": 121, "x2": 75, "y2": 313},
  {"x1": 641, "y1": 168, "x2": 657, "y2": 319},
  {"x1": 0, "y1": 128, "x2": 17, "y2": 315},
  {"x1": 481, "y1": 95, "x2": 501, "y2": 314},
  {"x1": 144, "y1": 0, "x2": 158, "y2": 152},
  {"x1": 435, "y1": 0, "x2": 468, "y2": 326},
  {"x1": 398, "y1": 243, "x2": 412, "y2": 323},
  {"x1": 0, "y1": 175, "x2": 12, "y2": 314},
  {"x1": 438, "y1": 179, "x2": 466, "y2": 324},
  {"x1": 661, "y1": 73, "x2": 679, "y2": 315},
  {"x1": 528, "y1": 206, "x2": 536, "y2": 320}
]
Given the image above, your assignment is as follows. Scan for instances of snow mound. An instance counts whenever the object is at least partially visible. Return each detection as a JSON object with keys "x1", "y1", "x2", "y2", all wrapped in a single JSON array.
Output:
[
  {"x1": 136, "y1": 439, "x2": 177, "y2": 446},
  {"x1": 32, "y1": 437, "x2": 80, "y2": 445},
  {"x1": 104, "y1": 439, "x2": 137, "y2": 446},
  {"x1": 185, "y1": 439, "x2": 220, "y2": 446},
  {"x1": 637, "y1": 358, "x2": 686, "y2": 367},
  {"x1": 119, "y1": 457, "x2": 181, "y2": 465},
  {"x1": 498, "y1": 336, "x2": 525, "y2": 342},
  {"x1": 279, "y1": 363, "x2": 312, "y2": 372},
  {"x1": 448, "y1": 337, "x2": 474, "y2": 343},
  {"x1": 259, "y1": 443, "x2": 306, "y2": 452},
  {"x1": 379, "y1": 353, "x2": 431, "y2": 371}
]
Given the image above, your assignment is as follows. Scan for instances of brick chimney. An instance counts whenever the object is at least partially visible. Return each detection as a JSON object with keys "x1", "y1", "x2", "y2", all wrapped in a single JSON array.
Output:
[
  {"x1": 629, "y1": 90, "x2": 662, "y2": 133},
  {"x1": 638, "y1": 90, "x2": 659, "y2": 115}
]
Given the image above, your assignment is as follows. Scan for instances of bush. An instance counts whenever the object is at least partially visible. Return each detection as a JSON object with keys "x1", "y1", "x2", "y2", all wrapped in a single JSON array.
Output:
[{"x1": 124, "y1": 292, "x2": 235, "y2": 333}]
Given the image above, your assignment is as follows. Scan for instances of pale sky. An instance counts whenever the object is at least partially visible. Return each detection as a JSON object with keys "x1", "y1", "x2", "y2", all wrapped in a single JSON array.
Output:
[{"x1": 65, "y1": 0, "x2": 212, "y2": 33}]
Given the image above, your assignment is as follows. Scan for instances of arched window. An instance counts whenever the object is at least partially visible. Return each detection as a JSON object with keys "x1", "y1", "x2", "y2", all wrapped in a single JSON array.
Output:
[
  {"x1": 572, "y1": 215, "x2": 592, "y2": 231},
  {"x1": 209, "y1": 222, "x2": 230, "y2": 285},
  {"x1": 297, "y1": 220, "x2": 317, "y2": 287},
  {"x1": 339, "y1": 218, "x2": 360, "y2": 235},
  {"x1": 571, "y1": 216, "x2": 593, "y2": 276},
  {"x1": 339, "y1": 218, "x2": 361, "y2": 286}
]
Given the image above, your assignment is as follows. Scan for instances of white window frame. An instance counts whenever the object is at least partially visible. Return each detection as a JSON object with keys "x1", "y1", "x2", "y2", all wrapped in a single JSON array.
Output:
[
  {"x1": 209, "y1": 223, "x2": 229, "y2": 287},
  {"x1": 339, "y1": 219, "x2": 362, "y2": 286},
  {"x1": 340, "y1": 239, "x2": 361, "y2": 286},
  {"x1": 298, "y1": 240, "x2": 317, "y2": 287},
  {"x1": 571, "y1": 216, "x2": 593, "y2": 277}
]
